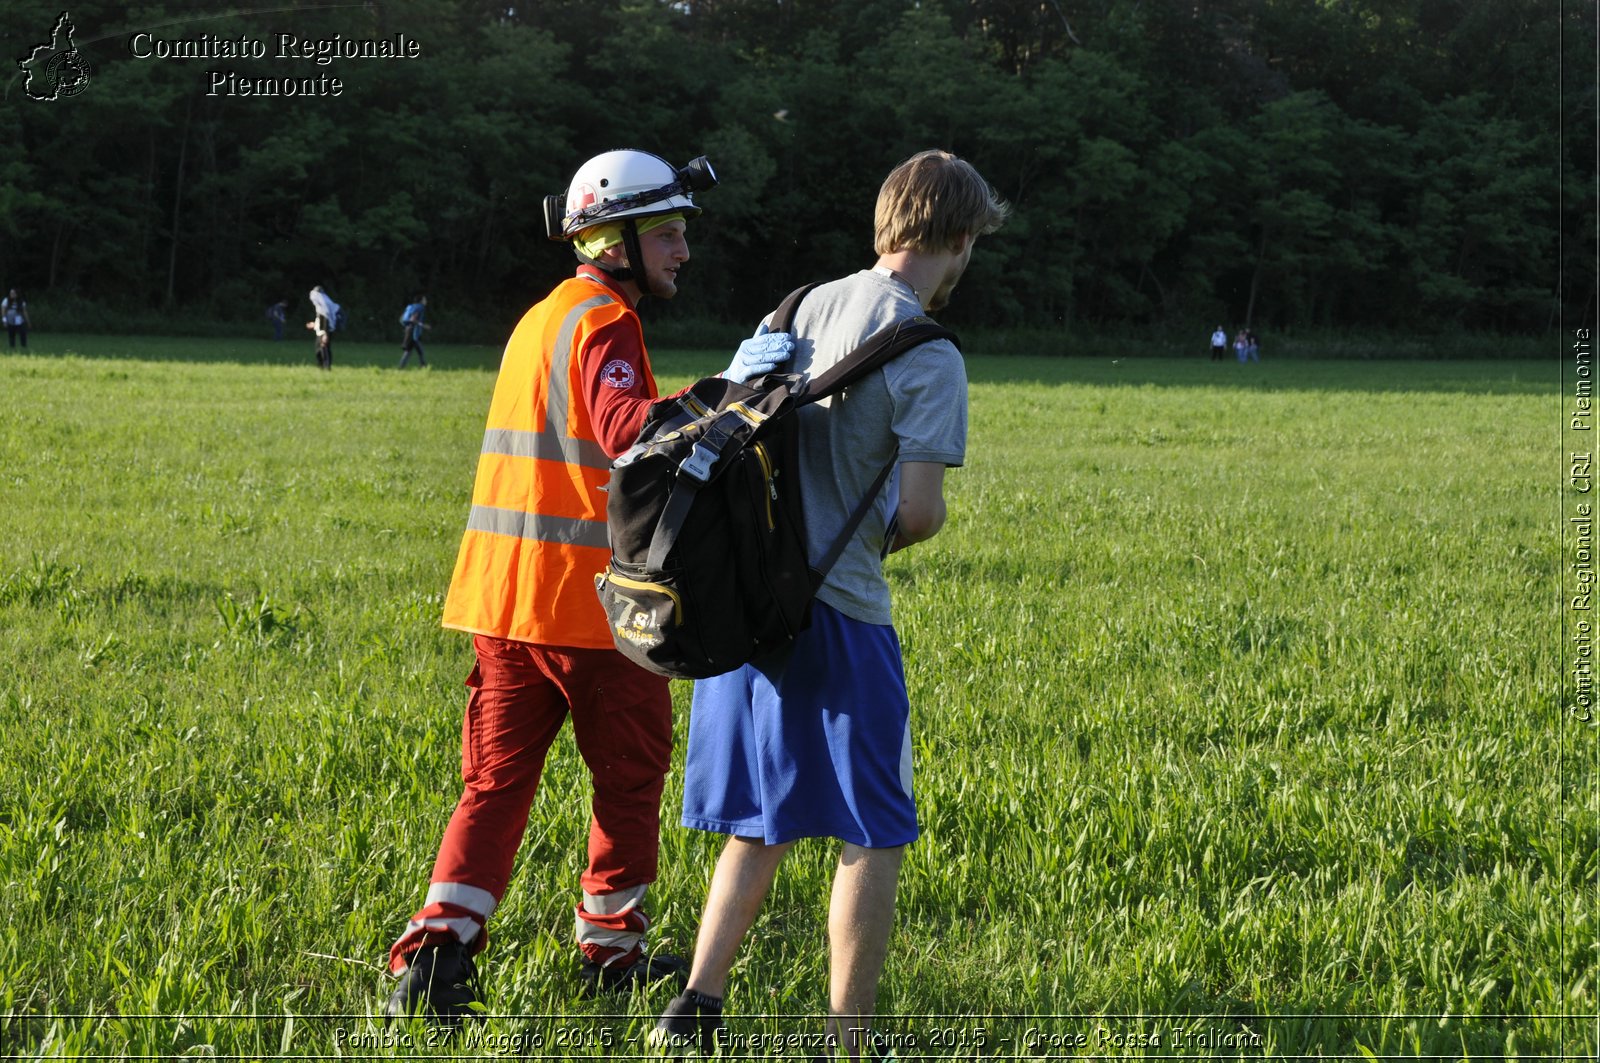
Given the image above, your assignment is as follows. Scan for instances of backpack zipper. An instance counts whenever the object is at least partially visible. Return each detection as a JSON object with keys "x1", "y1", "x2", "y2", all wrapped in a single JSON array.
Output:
[
  {"x1": 753, "y1": 442, "x2": 776, "y2": 530},
  {"x1": 602, "y1": 568, "x2": 683, "y2": 625}
]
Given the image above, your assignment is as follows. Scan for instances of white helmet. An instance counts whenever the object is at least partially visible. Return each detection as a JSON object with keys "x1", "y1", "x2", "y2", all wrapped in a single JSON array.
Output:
[{"x1": 545, "y1": 149, "x2": 717, "y2": 241}]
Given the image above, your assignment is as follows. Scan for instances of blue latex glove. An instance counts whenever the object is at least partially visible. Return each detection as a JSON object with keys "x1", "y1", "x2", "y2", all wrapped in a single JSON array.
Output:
[{"x1": 721, "y1": 322, "x2": 794, "y2": 384}]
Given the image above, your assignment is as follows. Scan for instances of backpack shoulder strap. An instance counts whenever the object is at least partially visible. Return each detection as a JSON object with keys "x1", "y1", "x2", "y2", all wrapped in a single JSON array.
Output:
[
  {"x1": 768, "y1": 282, "x2": 823, "y2": 333},
  {"x1": 800, "y1": 315, "x2": 960, "y2": 580},
  {"x1": 812, "y1": 447, "x2": 898, "y2": 582},
  {"x1": 799, "y1": 317, "x2": 959, "y2": 406}
]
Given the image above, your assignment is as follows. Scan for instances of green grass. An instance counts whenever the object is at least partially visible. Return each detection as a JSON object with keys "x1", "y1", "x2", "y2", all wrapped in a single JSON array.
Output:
[{"x1": 0, "y1": 334, "x2": 1589, "y2": 1060}]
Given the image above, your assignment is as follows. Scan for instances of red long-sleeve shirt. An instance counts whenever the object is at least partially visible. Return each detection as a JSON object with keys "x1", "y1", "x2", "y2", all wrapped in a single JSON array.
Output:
[{"x1": 572, "y1": 266, "x2": 686, "y2": 458}]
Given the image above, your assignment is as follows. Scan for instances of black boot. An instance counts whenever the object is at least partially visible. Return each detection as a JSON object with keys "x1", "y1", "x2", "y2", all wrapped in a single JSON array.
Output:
[
  {"x1": 383, "y1": 939, "x2": 483, "y2": 1026},
  {"x1": 579, "y1": 950, "x2": 690, "y2": 996}
]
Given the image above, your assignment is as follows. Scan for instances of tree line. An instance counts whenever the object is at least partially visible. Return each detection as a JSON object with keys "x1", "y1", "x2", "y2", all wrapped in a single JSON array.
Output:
[{"x1": 1, "y1": 0, "x2": 1591, "y2": 343}]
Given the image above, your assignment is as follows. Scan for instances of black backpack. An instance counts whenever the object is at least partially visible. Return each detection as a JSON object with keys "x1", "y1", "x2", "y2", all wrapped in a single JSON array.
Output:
[{"x1": 594, "y1": 283, "x2": 959, "y2": 679}]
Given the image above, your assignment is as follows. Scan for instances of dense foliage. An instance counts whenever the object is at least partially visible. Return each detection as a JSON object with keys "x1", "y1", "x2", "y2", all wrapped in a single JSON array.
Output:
[{"x1": 2, "y1": 0, "x2": 1591, "y2": 339}]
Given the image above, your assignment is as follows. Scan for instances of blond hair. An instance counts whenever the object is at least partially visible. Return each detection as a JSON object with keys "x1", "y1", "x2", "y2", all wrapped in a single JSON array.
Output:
[{"x1": 873, "y1": 150, "x2": 1009, "y2": 256}]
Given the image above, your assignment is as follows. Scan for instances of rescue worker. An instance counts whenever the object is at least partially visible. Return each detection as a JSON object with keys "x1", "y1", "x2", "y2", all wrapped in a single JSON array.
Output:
[{"x1": 384, "y1": 149, "x2": 794, "y2": 1022}]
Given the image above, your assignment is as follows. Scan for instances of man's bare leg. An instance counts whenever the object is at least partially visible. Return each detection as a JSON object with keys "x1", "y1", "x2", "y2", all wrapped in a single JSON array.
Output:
[
  {"x1": 685, "y1": 836, "x2": 794, "y2": 998},
  {"x1": 824, "y1": 843, "x2": 906, "y2": 1059}
]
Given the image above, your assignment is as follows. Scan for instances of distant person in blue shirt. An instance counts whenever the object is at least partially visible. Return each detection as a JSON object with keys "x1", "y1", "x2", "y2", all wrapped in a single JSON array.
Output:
[
  {"x1": 399, "y1": 295, "x2": 430, "y2": 368},
  {"x1": 266, "y1": 300, "x2": 288, "y2": 341}
]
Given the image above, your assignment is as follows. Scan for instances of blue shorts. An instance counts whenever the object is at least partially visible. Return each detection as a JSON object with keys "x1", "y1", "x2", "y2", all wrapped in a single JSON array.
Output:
[{"x1": 680, "y1": 600, "x2": 917, "y2": 848}]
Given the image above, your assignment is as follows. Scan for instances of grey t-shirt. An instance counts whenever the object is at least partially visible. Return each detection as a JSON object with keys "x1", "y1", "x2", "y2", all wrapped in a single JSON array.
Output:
[{"x1": 777, "y1": 269, "x2": 967, "y2": 626}]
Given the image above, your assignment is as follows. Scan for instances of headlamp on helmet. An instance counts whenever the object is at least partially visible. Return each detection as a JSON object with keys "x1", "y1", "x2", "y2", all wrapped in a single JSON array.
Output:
[{"x1": 545, "y1": 151, "x2": 717, "y2": 242}]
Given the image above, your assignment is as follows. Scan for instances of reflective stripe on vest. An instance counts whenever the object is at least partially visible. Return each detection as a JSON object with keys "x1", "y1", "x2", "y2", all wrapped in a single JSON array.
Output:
[
  {"x1": 480, "y1": 426, "x2": 609, "y2": 471},
  {"x1": 544, "y1": 294, "x2": 615, "y2": 469},
  {"x1": 464, "y1": 503, "x2": 610, "y2": 550}
]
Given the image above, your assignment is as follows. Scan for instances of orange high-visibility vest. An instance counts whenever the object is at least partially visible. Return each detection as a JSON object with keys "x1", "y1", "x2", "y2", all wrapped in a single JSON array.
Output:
[{"x1": 442, "y1": 274, "x2": 654, "y2": 648}]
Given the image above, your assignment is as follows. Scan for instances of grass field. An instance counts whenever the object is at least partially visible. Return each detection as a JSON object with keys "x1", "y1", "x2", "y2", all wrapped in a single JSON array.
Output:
[{"x1": 0, "y1": 334, "x2": 1590, "y2": 1060}]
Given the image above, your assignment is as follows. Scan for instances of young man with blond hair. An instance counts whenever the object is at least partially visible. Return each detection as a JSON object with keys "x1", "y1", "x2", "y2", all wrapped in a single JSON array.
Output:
[{"x1": 654, "y1": 149, "x2": 1008, "y2": 1059}]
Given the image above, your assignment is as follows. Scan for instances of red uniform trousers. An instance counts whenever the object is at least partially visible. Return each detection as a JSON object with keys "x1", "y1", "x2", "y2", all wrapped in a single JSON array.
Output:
[{"x1": 389, "y1": 634, "x2": 672, "y2": 974}]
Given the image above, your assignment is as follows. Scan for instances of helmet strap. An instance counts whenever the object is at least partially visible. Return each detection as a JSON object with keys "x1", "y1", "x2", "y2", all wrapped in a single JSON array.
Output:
[
  {"x1": 573, "y1": 219, "x2": 656, "y2": 297},
  {"x1": 620, "y1": 219, "x2": 657, "y2": 299},
  {"x1": 572, "y1": 214, "x2": 684, "y2": 303}
]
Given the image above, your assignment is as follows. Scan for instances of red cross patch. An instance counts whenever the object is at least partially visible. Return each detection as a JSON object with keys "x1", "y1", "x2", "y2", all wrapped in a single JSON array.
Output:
[{"x1": 601, "y1": 359, "x2": 636, "y2": 389}]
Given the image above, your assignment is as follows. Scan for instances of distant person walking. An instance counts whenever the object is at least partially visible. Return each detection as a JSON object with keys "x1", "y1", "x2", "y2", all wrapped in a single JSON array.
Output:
[
  {"x1": 3, "y1": 289, "x2": 30, "y2": 349},
  {"x1": 1234, "y1": 330, "x2": 1249, "y2": 363},
  {"x1": 308, "y1": 286, "x2": 339, "y2": 370},
  {"x1": 266, "y1": 300, "x2": 288, "y2": 341},
  {"x1": 398, "y1": 295, "x2": 430, "y2": 368},
  {"x1": 1245, "y1": 329, "x2": 1260, "y2": 362},
  {"x1": 1210, "y1": 326, "x2": 1226, "y2": 361}
]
